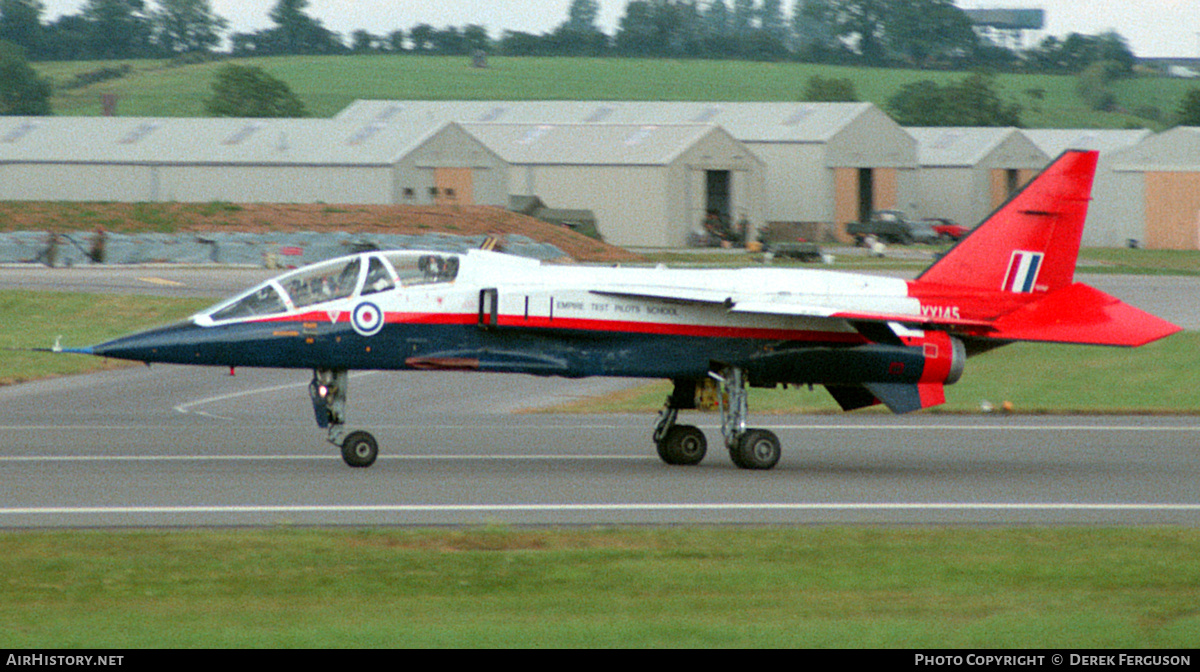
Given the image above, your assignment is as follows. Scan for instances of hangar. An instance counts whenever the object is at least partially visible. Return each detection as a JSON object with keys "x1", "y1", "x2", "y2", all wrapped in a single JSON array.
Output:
[
  {"x1": 904, "y1": 127, "x2": 1047, "y2": 228},
  {"x1": 0, "y1": 116, "x2": 507, "y2": 206},
  {"x1": 1023, "y1": 129, "x2": 1151, "y2": 247},
  {"x1": 1106, "y1": 127, "x2": 1200, "y2": 250},
  {"x1": 461, "y1": 122, "x2": 765, "y2": 247},
  {"x1": 340, "y1": 100, "x2": 918, "y2": 241}
]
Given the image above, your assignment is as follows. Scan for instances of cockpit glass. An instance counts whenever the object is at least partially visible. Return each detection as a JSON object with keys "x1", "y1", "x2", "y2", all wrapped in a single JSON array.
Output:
[
  {"x1": 208, "y1": 285, "x2": 287, "y2": 322},
  {"x1": 281, "y1": 257, "x2": 362, "y2": 309},
  {"x1": 362, "y1": 256, "x2": 395, "y2": 295},
  {"x1": 386, "y1": 252, "x2": 459, "y2": 285},
  {"x1": 202, "y1": 253, "x2": 457, "y2": 323}
]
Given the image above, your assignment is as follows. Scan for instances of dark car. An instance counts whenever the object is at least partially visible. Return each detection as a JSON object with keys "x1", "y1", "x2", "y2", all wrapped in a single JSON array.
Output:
[
  {"x1": 921, "y1": 218, "x2": 969, "y2": 241},
  {"x1": 847, "y1": 210, "x2": 917, "y2": 245},
  {"x1": 907, "y1": 220, "x2": 941, "y2": 244}
]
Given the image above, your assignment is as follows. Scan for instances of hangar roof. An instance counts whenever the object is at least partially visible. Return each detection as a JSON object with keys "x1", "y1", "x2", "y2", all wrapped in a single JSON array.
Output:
[
  {"x1": 0, "y1": 115, "x2": 469, "y2": 166},
  {"x1": 338, "y1": 100, "x2": 884, "y2": 143},
  {"x1": 905, "y1": 126, "x2": 1046, "y2": 168},
  {"x1": 1022, "y1": 129, "x2": 1150, "y2": 157},
  {"x1": 461, "y1": 122, "x2": 758, "y2": 166},
  {"x1": 1107, "y1": 127, "x2": 1200, "y2": 171}
]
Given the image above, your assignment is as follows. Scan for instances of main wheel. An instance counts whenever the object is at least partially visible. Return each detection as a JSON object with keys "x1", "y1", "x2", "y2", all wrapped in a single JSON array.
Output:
[
  {"x1": 341, "y1": 430, "x2": 379, "y2": 468},
  {"x1": 731, "y1": 429, "x2": 781, "y2": 470},
  {"x1": 656, "y1": 425, "x2": 707, "y2": 466}
]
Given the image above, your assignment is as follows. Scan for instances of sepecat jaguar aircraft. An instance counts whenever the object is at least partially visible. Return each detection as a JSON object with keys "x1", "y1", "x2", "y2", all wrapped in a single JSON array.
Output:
[{"x1": 67, "y1": 150, "x2": 1180, "y2": 469}]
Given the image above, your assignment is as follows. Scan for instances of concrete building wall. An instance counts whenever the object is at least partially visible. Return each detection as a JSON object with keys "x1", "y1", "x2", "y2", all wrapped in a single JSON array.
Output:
[
  {"x1": 748, "y1": 142, "x2": 832, "y2": 224},
  {"x1": 914, "y1": 167, "x2": 983, "y2": 226},
  {"x1": 157, "y1": 165, "x2": 391, "y2": 203},
  {"x1": 509, "y1": 164, "x2": 671, "y2": 247},
  {"x1": 401, "y1": 123, "x2": 509, "y2": 206},
  {"x1": 0, "y1": 163, "x2": 157, "y2": 201}
]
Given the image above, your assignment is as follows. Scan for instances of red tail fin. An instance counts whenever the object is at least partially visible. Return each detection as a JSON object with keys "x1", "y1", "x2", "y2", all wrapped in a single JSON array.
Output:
[{"x1": 918, "y1": 150, "x2": 1098, "y2": 293}]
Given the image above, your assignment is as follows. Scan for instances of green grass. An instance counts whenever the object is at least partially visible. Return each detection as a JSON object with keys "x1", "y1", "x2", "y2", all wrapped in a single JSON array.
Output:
[
  {"x1": 0, "y1": 291, "x2": 209, "y2": 385},
  {"x1": 1080, "y1": 248, "x2": 1200, "y2": 276},
  {"x1": 34, "y1": 54, "x2": 1196, "y2": 129},
  {"x1": 1, "y1": 526, "x2": 1197, "y2": 648}
]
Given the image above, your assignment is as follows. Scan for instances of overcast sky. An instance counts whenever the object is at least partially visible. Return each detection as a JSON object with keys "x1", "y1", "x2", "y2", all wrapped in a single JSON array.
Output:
[{"x1": 35, "y1": 0, "x2": 1200, "y2": 59}]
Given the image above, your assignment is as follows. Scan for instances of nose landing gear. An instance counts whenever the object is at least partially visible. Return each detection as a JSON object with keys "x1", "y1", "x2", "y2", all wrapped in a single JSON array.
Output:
[{"x1": 310, "y1": 368, "x2": 378, "y2": 468}]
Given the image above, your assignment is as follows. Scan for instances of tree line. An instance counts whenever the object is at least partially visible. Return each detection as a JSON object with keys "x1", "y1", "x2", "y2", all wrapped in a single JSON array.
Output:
[
  {"x1": 8, "y1": 0, "x2": 1198, "y2": 127},
  {"x1": 0, "y1": 0, "x2": 1137, "y2": 74}
]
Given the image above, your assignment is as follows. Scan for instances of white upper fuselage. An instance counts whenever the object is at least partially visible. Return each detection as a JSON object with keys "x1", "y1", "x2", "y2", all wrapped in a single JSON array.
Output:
[{"x1": 192, "y1": 249, "x2": 922, "y2": 340}]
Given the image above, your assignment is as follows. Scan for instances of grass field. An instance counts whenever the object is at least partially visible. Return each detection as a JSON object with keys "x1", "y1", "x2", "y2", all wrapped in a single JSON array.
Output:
[
  {"x1": 34, "y1": 55, "x2": 1199, "y2": 129},
  {"x1": 2, "y1": 527, "x2": 1198, "y2": 648},
  {"x1": 0, "y1": 291, "x2": 210, "y2": 385}
]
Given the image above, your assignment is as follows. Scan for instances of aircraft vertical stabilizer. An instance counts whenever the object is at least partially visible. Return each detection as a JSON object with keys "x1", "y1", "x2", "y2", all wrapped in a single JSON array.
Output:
[
  {"x1": 910, "y1": 150, "x2": 1179, "y2": 348},
  {"x1": 917, "y1": 150, "x2": 1098, "y2": 294}
]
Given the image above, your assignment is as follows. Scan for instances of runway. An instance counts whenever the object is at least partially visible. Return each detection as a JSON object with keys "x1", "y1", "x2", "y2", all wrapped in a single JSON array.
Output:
[{"x1": 3, "y1": 364, "x2": 1199, "y2": 527}]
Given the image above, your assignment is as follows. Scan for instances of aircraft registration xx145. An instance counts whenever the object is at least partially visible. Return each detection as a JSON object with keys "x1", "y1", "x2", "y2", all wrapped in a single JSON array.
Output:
[{"x1": 70, "y1": 150, "x2": 1180, "y2": 469}]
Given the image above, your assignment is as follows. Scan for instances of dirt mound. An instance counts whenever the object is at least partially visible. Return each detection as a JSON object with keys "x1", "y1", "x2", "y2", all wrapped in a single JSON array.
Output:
[{"x1": 0, "y1": 202, "x2": 642, "y2": 264}]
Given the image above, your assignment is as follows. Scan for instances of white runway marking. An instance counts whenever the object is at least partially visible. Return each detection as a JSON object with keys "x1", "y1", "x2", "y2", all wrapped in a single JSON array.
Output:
[
  {"x1": 0, "y1": 454, "x2": 655, "y2": 462},
  {"x1": 172, "y1": 380, "x2": 310, "y2": 419},
  {"x1": 2, "y1": 503, "x2": 1199, "y2": 516},
  {"x1": 5, "y1": 422, "x2": 1200, "y2": 433},
  {"x1": 170, "y1": 371, "x2": 381, "y2": 419}
]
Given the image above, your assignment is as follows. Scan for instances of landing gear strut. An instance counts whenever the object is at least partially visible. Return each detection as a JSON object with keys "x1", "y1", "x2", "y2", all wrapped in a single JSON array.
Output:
[
  {"x1": 653, "y1": 370, "x2": 781, "y2": 470},
  {"x1": 310, "y1": 369, "x2": 378, "y2": 468},
  {"x1": 710, "y1": 367, "x2": 781, "y2": 470}
]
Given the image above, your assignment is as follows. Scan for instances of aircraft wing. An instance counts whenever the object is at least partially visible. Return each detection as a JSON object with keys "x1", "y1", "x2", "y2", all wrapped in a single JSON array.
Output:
[
  {"x1": 592, "y1": 287, "x2": 994, "y2": 329},
  {"x1": 728, "y1": 299, "x2": 995, "y2": 329},
  {"x1": 591, "y1": 287, "x2": 733, "y2": 306}
]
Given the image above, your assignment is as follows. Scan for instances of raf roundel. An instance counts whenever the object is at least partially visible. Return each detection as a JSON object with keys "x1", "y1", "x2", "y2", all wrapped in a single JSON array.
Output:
[{"x1": 351, "y1": 301, "x2": 384, "y2": 337}]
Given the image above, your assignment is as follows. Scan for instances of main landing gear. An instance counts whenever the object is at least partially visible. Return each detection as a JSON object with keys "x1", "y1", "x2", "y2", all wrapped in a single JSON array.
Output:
[
  {"x1": 653, "y1": 367, "x2": 782, "y2": 470},
  {"x1": 310, "y1": 368, "x2": 378, "y2": 468}
]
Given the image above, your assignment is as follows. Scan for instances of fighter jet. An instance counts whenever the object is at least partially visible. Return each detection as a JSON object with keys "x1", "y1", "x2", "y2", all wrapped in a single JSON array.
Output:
[{"x1": 69, "y1": 150, "x2": 1180, "y2": 469}]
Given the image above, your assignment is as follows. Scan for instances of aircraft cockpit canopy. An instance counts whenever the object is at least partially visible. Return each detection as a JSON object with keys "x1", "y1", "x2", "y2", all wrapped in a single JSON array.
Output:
[{"x1": 198, "y1": 251, "x2": 460, "y2": 324}]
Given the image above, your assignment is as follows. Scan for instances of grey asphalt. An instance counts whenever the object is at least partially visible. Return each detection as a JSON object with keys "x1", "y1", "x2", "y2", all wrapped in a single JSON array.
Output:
[{"x1": 2, "y1": 364, "x2": 1199, "y2": 527}]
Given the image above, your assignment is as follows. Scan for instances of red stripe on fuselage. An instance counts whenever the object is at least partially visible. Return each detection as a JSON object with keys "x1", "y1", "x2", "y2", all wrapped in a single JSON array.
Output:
[{"x1": 252, "y1": 310, "x2": 866, "y2": 343}]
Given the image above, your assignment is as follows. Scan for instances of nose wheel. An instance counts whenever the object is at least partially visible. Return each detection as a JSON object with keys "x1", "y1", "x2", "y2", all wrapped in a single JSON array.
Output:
[{"x1": 340, "y1": 430, "x2": 379, "y2": 468}]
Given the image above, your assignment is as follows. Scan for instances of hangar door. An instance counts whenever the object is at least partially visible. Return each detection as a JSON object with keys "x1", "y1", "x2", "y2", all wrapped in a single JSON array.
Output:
[
  {"x1": 1145, "y1": 172, "x2": 1200, "y2": 250},
  {"x1": 989, "y1": 169, "x2": 1037, "y2": 210},
  {"x1": 434, "y1": 168, "x2": 474, "y2": 205},
  {"x1": 705, "y1": 170, "x2": 731, "y2": 223},
  {"x1": 835, "y1": 168, "x2": 898, "y2": 226}
]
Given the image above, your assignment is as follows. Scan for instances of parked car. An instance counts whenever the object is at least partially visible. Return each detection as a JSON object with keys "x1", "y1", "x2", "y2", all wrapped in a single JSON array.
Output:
[
  {"x1": 847, "y1": 210, "x2": 917, "y2": 245},
  {"x1": 921, "y1": 217, "x2": 969, "y2": 241},
  {"x1": 907, "y1": 219, "x2": 941, "y2": 244}
]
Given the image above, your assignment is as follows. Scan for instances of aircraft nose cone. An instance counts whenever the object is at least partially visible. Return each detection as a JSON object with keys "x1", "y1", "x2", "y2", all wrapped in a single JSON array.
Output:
[{"x1": 91, "y1": 321, "x2": 203, "y2": 363}]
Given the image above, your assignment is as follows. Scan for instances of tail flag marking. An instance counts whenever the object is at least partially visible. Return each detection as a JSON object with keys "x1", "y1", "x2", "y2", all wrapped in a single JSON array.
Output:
[{"x1": 1002, "y1": 251, "x2": 1044, "y2": 293}]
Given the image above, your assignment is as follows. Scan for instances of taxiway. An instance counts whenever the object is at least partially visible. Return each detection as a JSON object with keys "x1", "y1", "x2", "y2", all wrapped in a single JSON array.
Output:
[{"x1": 2, "y1": 364, "x2": 1198, "y2": 527}]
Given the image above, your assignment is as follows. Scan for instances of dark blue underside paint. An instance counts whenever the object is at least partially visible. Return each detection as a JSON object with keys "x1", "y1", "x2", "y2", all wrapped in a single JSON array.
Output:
[{"x1": 92, "y1": 320, "x2": 930, "y2": 386}]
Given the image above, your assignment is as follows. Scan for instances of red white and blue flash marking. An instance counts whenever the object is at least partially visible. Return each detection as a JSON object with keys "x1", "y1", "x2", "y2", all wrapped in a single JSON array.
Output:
[{"x1": 1002, "y1": 251, "x2": 1044, "y2": 293}]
